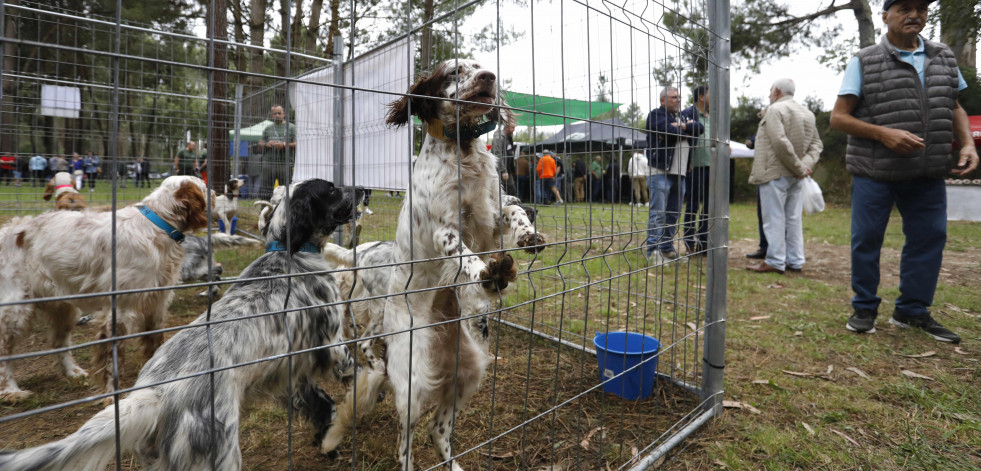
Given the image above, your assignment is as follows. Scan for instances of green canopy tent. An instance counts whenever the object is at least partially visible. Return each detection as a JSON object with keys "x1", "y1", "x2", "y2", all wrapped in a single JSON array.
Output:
[
  {"x1": 503, "y1": 91, "x2": 620, "y2": 127},
  {"x1": 227, "y1": 119, "x2": 271, "y2": 157},
  {"x1": 412, "y1": 92, "x2": 620, "y2": 127}
]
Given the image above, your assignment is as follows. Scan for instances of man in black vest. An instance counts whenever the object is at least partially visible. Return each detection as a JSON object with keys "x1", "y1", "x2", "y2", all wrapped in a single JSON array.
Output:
[{"x1": 830, "y1": 0, "x2": 978, "y2": 343}]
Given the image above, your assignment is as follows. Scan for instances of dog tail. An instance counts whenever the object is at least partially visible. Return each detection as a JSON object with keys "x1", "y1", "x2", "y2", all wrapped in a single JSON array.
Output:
[
  {"x1": 322, "y1": 242, "x2": 355, "y2": 268},
  {"x1": 319, "y1": 366, "x2": 387, "y2": 456},
  {"x1": 0, "y1": 389, "x2": 160, "y2": 471},
  {"x1": 208, "y1": 232, "x2": 261, "y2": 247}
]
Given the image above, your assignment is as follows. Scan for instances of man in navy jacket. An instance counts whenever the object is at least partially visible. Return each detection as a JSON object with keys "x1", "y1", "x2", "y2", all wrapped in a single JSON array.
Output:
[{"x1": 643, "y1": 86, "x2": 704, "y2": 263}]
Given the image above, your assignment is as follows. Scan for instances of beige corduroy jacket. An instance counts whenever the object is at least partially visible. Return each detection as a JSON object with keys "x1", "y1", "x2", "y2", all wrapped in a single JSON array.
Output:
[{"x1": 748, "y1": 96, "x2": 823, "y2": 185}]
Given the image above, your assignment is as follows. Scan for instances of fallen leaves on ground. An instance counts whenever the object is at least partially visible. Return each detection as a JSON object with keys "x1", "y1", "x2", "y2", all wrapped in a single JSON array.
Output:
[
  {"x1": 831, "y1": 429, "x2": 860, "y2": 446},
  {"x1": 801, "y1": 422, "x2": 816, "y2": 435},
  {"x1": 722, "y1": 400, "x2": 761, "y2": 414},
  {"x1": 846, "y1": 367, "x2": 871, "y2": 379},
  {"x1": 579, "y1": 426, "x2": 605, "y2": 449},
  {"x1": 896, "y1": 351, "x2": 936, "y2": 358},
  {"x1": 901, "y1": 370, "x2": 934, "y2": 381},
  {"x1": 748, "y1": 315, "x2": 771, "y2": 321},
  {"x1": 953, "y1": 347, "x2": 969, "y2": 355}
]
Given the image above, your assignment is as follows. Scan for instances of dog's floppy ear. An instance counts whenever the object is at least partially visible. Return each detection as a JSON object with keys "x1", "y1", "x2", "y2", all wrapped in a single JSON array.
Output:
[
  {"x1": 386, "y1": 64, "x2": 446, "y2": 128},
  {"x1": 283, "y1": 180, "x2": 337, "y2": 253},
  {"x1": 42, "y1": 179, "x2": 55, "y2": 201},
  {"x1": 174, "y1": 181, "x2": 209, "y2": 231},
  {"x1": 489, "y1": 92, "x2": 515, "y2": 130}
]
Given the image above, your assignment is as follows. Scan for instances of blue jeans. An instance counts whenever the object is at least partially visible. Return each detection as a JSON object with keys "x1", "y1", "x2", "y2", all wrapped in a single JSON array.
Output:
[
  {"x1": 759, "y1": 176, "x2": 804, "y2": 271},
  {"x1": 517, "y1": 175, "x2": 530, "y2": 202},
  {"x1": 645, "y1": 174, "x2": 685, "y2": 254},
  {"x1": 851, "y1": 176, "x2": 946, "y2": 317},
  {"x1": 683, "y1": 166, "x2": 710, "y2": 249}
]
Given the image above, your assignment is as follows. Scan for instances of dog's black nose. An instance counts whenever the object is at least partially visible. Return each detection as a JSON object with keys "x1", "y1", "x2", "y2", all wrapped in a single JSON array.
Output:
[{"x1": 475, "y1": 71, "x2": 496, "y2": 83}]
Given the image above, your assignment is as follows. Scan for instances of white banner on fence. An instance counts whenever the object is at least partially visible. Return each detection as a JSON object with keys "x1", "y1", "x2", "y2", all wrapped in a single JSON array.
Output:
[
  {"x1": 290, "y1": 39, "x2": 414, "y2": 190},
  {"x1": 40, "y1": 85, "x2": 81, "y2": 118}
]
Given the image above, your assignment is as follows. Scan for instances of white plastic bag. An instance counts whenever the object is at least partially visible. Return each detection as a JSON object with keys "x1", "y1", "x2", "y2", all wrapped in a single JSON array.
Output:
[{"x1": 801, "y1": 176, "x2": 825, "y2": 215}]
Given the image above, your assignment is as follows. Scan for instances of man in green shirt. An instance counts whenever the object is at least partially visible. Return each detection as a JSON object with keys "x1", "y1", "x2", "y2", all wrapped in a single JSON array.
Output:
[
  {"x1": 257, "y1": 105, "x2": 297, "y2": 199},
  {"x1": 682, "y1": 85, "x2": 711, "y2": 254},
  {"x1": 174, "y1": 141, "x2": 199, "y2": 177},
  {"x1": 589, "y1": 155, "x2": 603, "y2": 202}
]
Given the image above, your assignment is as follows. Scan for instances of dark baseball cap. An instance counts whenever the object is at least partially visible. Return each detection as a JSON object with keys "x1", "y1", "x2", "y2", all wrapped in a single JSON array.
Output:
[{"x1": 882, "y1": 0, "x2": 936, "y2": 12}]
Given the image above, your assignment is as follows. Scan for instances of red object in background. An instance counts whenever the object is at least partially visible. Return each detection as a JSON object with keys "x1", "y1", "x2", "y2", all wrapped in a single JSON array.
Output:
[{"x1": 970, "y1": 116, "x2": 981, "y2": 147}]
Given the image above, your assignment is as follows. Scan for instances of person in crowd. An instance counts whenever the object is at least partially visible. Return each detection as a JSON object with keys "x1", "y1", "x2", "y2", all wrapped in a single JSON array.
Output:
[
  {"x1": 47, "y1": 154, "x2": 59, "y2": 179},
  {"x1": 0, "y1": 153, "x2": 15, "y2": 185},
  {"x1": 830, "y1": 0, "x2": 977, "y2": 343},
  {"x1": 603, "y1": 158, "x2": 620, "y2": 203},
  {"x1": 256, "y1": 104, "x2": 297, "y2": 200},
  {"x1": 573, "y1": 157, "x2": 587, "y2": 202},
  {"x1": 744, "y1": 134, "x2": 769, "y2": 259},
  {"x1": 536, "y1": 149, "x2": 564, "y2": 205},
  {"x1": 174, "y1": 141, "x2": 198, "y2": 177},
  {"x1": 628, "y1": 151, "x2": 649, "y2": 207},
  {"x1": 71, "y1": 152, "x2": 84, "y2": 190},
  {"x1": 491, "y1": 121, "x2": 517, "y2": 196},
  {"x1": 554, "y1": 153, "x2": 566, "y2": 202},
  {"x1": 589, "y1": 155, "x2": 603, "y2": 202},
  {"x1": 0, "y1": 154, "x2": 17, "y2": 186},
  {"x1": 199, "y1": 144, "x2": 209, "y2": 185},
  {"x1": 643, "y1": 86, "x2": 703, "y2": 263},
  {"x1": 746, "y1": 78, "x2": 822, "y2": 275},
  {"x1": 134, "y1": 156, "x2": 151, "y2": 188},
  {"x1": 683, "y1": 85, "x2": 711, "y2": 254},
  {"x1": 515, "y1": 153, "x2": 530, "y2": 202},
  {"x1": 29, "y1": 153, "x2": 46, "y2": 187},
  {"x1": 14, "y1": 154, "x2": 27, "y2": 186},
  {"x1": 84, "y1": 151, "x2": 100, "y2": 192}
]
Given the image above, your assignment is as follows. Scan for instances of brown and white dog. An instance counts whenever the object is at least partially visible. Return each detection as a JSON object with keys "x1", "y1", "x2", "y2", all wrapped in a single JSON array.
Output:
[
  {"x1": 319, "y1": 59, "x2": 546, "y2": 471},
  {"x1": 42, "y1": 171, "x2": 87, "y2": 211},
  {"x1": 0, "y1": 176, "x2": 213, "y2": 402}
]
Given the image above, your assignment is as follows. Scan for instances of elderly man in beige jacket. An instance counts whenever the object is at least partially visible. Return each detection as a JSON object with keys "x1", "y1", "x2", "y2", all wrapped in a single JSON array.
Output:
[{"x1": 747, "y1": 78, "x2": 823, "y2": 274}]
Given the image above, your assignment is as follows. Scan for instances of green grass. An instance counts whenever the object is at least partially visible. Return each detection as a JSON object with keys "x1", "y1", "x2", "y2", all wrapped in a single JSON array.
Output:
[{"x1": 1, "y1": 189, "x2": 977, "y2": 470}]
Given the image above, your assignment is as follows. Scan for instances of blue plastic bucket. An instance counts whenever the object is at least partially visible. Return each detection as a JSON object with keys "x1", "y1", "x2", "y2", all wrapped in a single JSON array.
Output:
[{"x1": 594, "y1": 332, "x2": 660, "y2": 400}]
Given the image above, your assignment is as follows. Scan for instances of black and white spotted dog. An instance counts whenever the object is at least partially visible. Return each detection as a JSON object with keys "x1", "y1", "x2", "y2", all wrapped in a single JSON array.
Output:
[
  {"x1": 318, "y1": 59, "x2": 546, "y2": 471},
  {"x1": 0, "y1": 179, "x2": 363, "y2": 471},
  {"x1": 180, "y1": 233, "x2": 260, "y2": 297}
]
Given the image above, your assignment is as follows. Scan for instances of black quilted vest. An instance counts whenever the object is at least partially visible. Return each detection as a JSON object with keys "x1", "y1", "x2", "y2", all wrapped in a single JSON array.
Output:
[{"x1": 845, "y1": 35, "x2": 959, "y2": 181}]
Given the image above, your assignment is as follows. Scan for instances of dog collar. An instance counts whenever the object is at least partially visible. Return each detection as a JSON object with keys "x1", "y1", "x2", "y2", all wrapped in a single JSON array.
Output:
[
  {"x1": 56, "y1": 184, "x2": 74, "y2": 190},
  {"x1": 426, "y1": 120, "x2": 497, "y2": 142},
  {"x1": 265, "y1": 241, "x2": 321, "y2": 253},
  {"x1": 139, "y1": 206, "x2": 185, "y2": 243}
]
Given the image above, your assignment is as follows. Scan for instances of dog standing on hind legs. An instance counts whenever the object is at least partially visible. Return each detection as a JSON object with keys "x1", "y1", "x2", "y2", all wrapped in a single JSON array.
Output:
[
  {"x1": 318, "y1": 59, "x2": 546, "y2": 471},
  {"x1": 0, "y1": 179, "x2": 363, "y2": 470}
]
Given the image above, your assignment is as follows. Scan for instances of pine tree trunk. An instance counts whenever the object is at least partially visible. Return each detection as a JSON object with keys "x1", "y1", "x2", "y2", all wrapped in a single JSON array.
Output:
[
  {"x1": 850, "y1": 0, "x2": 875, "y2": 48},
  {"x1": 248, "y1": 0, "x2": 268, "y2": 93}
]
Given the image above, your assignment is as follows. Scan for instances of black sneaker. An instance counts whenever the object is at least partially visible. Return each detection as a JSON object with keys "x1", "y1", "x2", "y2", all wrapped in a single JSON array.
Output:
[
  {"x1": 846, "y1": 308, "x2": 878, "y2": 334},
  {"x1": 889, "y1": 310, "x2": 961, "y2": 343}
]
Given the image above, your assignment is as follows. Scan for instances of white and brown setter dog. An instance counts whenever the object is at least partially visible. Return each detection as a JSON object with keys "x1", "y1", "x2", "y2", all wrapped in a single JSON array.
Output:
[
  {"x1": 318, "y1": 59, "x2": 546, "y2": 471},
  {"x1": 0, "y1": 175, "x2": 212, "y2": 402},
  {"x1": 42, "y1": 171, "x2": 87, "y2": 211},
  {"x1": 0, "y1": 179, "x2": 363, "y2": 470}
]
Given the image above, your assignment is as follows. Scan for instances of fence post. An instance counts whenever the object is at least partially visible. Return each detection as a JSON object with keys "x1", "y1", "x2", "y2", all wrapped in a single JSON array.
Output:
[
  {"x1": 331, "y1": 34, "x2": 345, "y2": 245},
  {"x1": 703, "y1": 0, "x2": 731, "y2": 417},
  {"x1": 232, "y1": 86, "x2": 243, "y2": 176}
]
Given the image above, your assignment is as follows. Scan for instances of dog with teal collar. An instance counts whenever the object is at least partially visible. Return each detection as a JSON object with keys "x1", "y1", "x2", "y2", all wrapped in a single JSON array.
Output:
[{"x1": 0, "y1": 176, "x2": 212, "y2": 403}]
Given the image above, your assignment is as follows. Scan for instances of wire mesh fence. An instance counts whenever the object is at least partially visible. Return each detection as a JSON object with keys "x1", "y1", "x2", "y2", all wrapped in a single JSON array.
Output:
[{"x1": 0, "y1": 0, "x2": 729, "y2": 469}]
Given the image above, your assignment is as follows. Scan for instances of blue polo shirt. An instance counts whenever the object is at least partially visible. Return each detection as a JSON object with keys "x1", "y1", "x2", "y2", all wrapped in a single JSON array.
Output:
[{"x1": 838, "y1": 36, "x2": 968, "y2": 97}]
